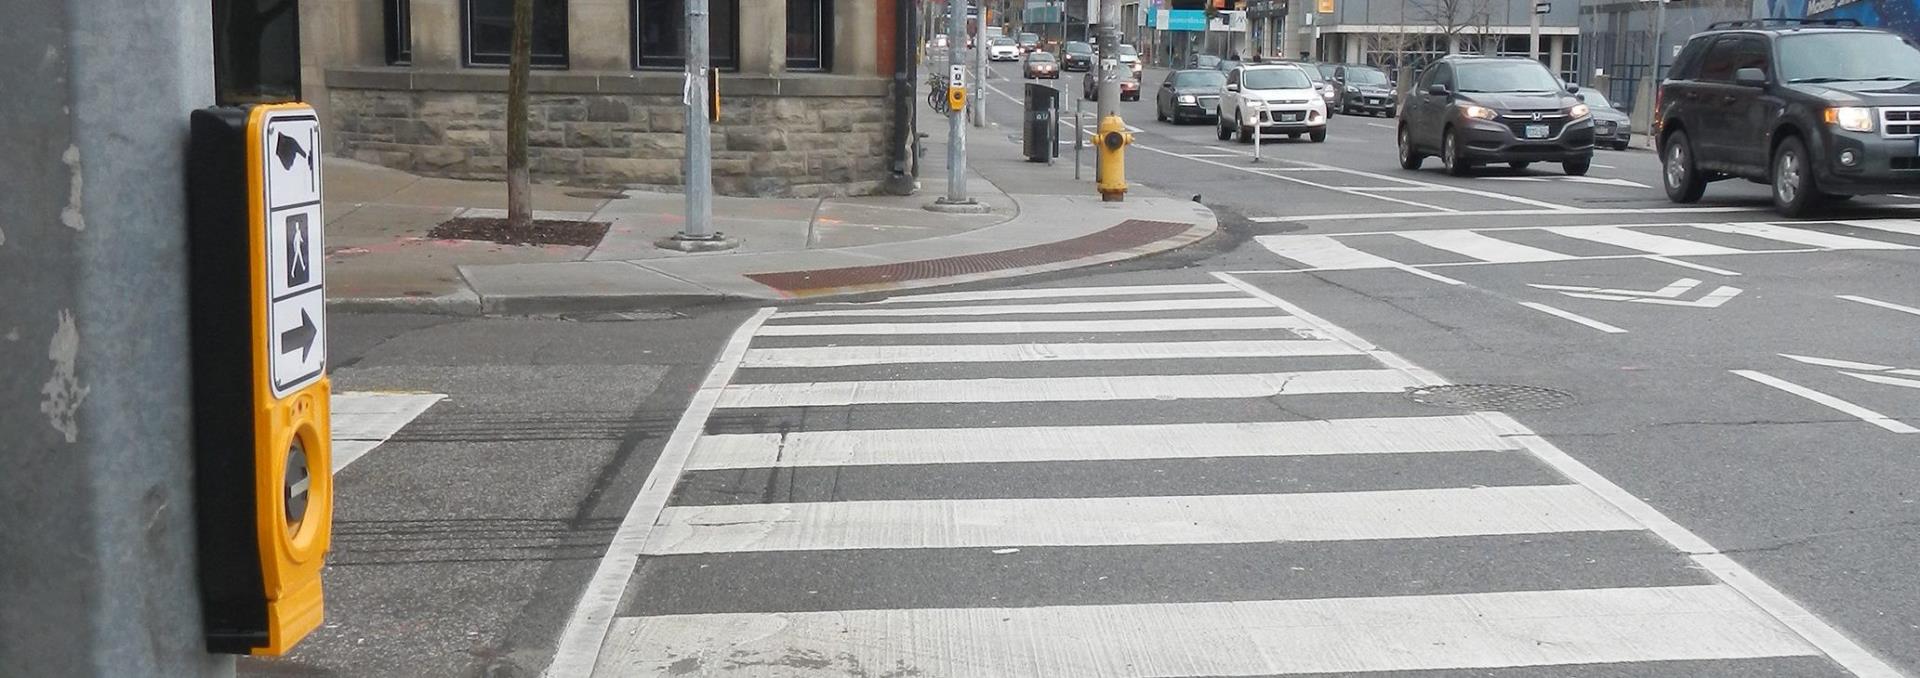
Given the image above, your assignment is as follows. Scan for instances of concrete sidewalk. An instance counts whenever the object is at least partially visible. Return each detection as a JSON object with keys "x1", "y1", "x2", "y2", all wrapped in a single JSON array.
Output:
[{"x1": 325, "y1": 95, "x2": 1216, "y2": 315}]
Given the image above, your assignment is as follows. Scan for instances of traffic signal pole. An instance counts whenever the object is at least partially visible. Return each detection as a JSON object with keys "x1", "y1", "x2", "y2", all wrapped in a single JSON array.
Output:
[{"x1": 0, "y1": 1, "x2": 234, "y2": 675}]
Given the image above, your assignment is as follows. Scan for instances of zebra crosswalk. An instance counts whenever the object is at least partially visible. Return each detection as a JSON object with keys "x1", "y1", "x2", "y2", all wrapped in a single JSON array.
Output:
[
  {"x1": 563, "y1": 277, "x2": 1888, "y2": 677},
  {"x1": 1256, "y1": 219, "x2": 1920, "y2": 273}
]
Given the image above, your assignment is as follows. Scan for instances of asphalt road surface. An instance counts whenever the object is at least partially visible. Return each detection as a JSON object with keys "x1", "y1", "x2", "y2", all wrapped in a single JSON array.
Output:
[{"x1": 274, "y1": 60, "x2": 1920, "y2": 677}]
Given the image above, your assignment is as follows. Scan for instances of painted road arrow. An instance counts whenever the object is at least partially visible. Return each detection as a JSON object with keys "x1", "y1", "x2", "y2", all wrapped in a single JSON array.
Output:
[
  {"x1": 280, "y1": 309, "x2": 318, "y2": 361},
  {"x1": 1781, "y1": 354, "x2": 1920, "y2": 390},
  {"x1": 1529, "y1": 278, "x2": 1743, "y2": 308}
]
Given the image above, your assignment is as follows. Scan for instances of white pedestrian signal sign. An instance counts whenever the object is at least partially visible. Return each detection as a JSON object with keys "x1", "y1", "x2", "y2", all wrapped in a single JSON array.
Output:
[{"x1": 259, "y1": 109, "x2": 325, "y2": 397}]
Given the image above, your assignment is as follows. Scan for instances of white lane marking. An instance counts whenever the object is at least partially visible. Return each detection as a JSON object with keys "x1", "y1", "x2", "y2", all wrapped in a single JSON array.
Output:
[
  {"x1": 1350, "y1": 186, "x2": 1453, "y2": 192},
  {"x1": 1851, "y1": 372, "x2": 1920, "y2": 390},
  {"x1": 685, "y1": 414, "x2": 1515, "y2": 470},
  {"x1": 1133, "y1": 143, "x2": 1457, "y2": 212},
  {"x1": 1181, "y1": 152, "x2": 1246, "y2": 158},
  {"x1": 1838, "y1": 294, "x2": 1920, "y2": 318},
  {"x1": 1647, "y1": 255, "x2": 1742, "y2": 276},
  {"x1": 775, "y1": 297, "x2": 1268, "y2": 318},
  {"x1": 858, "y1": 283, "x2": 1242, "y2": 304},
  {"x1": 1285, "y1": 159, "x2": 1581, "y2": 211},
  {"x1": 1401, "y1": 265, "x2": 1468, "y2": 285},
  {"x1": 740, "y1": 339, "x2": 1360, "y2": 368},
  {"x1": 1834, "y1": 218, "x2": 1920, "y2": 237},
  {"x1": 1366, "y1": 121, "x2": 1395, "y2": 129},
  {"x1": 329, "y1": 392, "x2": 446, "y2": 473},
  {"x1": 1482, "y1": 175, "x2": 1651, "y2": 189},
  {"x1": 1544, "y1": 225, "x2": 1748, "y2": 256},
  {"x1": 542, "y1": 308, "x2": 776, "y2": 678},
  {"x1": 1518, "y1": 302, "x2": 1630, "y2": 334},
  {"x1": 1257, "y1": 234, "x2": 1405, "y2": 270},
  {"x1": 1731, "y1": 370, "x2": 1919, "y2": 434},
  {"x1": 1397, "y1": 230, "x2": 1576, "y2": 263},
  {"x1": 1692, "y1": 222, "x2": 1914, "y2": 251},
  {"x1": 1780, "y1": 354, "x2": 1897, "y2": 372},
  {"x1": 597, "y1": 585, "x2": 1819, "y2": 676},
  {"x1": 1246, "y1": 206, "x2": 1794, "y2": 223},
  {"x1": 1218, "y1": 271, "x2": 1905, "y2": 677},
  {"x1": 756, "y1": 315, "x2": 1316, "y2": 336},
  {"x1": 714, "y1": 368, "x2": 1423, "y2": 408},
  {"x1": 1534, "y1": 278, "x2": 1744, "y2": 308},
  {"x1": 1592, "y1": 162, "x2": 1618, "y2": 168},
  {"x1": 642, "y1": 485, "x2": 1641, "y2": 555}
]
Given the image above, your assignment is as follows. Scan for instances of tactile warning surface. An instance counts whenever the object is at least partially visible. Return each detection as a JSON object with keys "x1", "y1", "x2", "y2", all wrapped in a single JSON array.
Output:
[{"x1": 747, "y1": 219, "x2": 1193, "y2": 294}]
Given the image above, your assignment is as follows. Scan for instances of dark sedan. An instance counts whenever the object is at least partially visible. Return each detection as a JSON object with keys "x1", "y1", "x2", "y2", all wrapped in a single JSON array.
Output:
[
  {"x1": 1083, "y1": 72, "x2": 1142, "y2": 101},
  {"x1": 1155, "y1": 69, "x2": 1227, "y2": 124},
  {"x1": 1061, "y1": 41, "x2": 1095, "y2": 72},
  {"x1": 1023, "y1": 52, "x2": 1059, "y2": 79},
  {"x1": 1576, "y1": 86, "x2": 1631, "y2": 150}
]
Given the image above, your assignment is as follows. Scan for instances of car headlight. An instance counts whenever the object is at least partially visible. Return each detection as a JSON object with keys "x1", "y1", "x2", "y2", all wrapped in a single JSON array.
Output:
[
  {"x1": 1177, "y1": 94, "x2": 1196, "y2": 104},
  {"x1": 1463, "y1": 105, "x2": 1498, "y2": 121},
  {"x1": 1569, "y1": 103, "x2": 1591, "y2": 119},
  {"x1": 1827, "y1": 106, "x2": 1875, "y2": 133},
  {"x1": 1346, "y1": 86, "x2": 1359, "y2": 93}
]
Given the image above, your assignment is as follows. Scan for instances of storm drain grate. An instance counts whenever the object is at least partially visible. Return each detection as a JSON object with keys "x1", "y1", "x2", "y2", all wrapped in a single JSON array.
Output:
[{"x1": 1404, "y1": 384, "x2": 1575, "y2": 411}]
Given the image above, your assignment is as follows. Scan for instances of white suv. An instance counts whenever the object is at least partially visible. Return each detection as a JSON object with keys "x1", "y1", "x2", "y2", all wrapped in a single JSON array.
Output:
[{"x1": 1216, "y1": 64, "x2": 1328, "y2": 143}]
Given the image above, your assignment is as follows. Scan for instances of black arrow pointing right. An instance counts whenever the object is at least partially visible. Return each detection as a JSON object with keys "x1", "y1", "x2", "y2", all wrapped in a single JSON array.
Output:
[{"x1": 280, "y1": 310, "x2": 318, "y2": 362}]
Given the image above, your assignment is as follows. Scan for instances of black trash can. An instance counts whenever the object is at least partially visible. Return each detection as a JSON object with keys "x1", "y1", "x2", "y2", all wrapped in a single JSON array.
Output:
[{"x1": 1024, "y1": 83, "x2": 1060, "y2": 163}]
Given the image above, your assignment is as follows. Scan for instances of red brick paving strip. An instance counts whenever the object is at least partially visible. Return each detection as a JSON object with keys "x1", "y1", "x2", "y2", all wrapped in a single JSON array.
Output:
[{"x1": 747, "y1": 219, "x2": 1193, "y2": 294}]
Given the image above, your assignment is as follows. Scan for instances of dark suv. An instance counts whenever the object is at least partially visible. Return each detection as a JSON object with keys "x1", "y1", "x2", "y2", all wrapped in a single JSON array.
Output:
[
  {"x1": 1061, "y1": 41, "x2": 1095, "y2": 72},
  {"x1": 1397, "y1": 56, "x2": 1595, "y2": 176},
  {"x1": 1656, "y1": 19, "x2": 1920, "y2": 216}
]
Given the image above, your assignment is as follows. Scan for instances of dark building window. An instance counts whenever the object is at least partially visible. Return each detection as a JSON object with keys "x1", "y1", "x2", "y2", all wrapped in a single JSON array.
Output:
[
  {"x1": 463, "y1": 0, "x2": 569, "y2": 68},
  {"x1": 385, "y1": 0, "x2": 412, "y2": 65},
  {"x1": 786, "y1": 0, "x2": 832, "y2": 71},
  {"x1": 634, "y1": 0, "x2": 739, "y2": 70}
]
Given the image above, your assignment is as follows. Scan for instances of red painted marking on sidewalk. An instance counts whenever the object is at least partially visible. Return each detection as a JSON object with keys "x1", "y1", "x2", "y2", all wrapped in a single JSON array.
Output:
[{"x1": 747, "y1": 219, "x2": 1193, "y2": 295}]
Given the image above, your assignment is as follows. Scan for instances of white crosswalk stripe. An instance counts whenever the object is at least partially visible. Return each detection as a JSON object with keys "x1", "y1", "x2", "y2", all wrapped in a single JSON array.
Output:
[
  {"x1": 330, "y1": 391, "x2": 445, "y2": 472},
  {"x1": 561, "y1": 280, "x2": 1884, "y2": 678},
  {"x1": 1256, "y1": 220, "x2": 1917, "y2": 272}
]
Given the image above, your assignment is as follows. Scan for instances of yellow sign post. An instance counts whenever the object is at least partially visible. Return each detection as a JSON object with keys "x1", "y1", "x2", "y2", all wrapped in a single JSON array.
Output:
[{"x1": 188, "y1": 102, "x2": 334, "y2": 656}]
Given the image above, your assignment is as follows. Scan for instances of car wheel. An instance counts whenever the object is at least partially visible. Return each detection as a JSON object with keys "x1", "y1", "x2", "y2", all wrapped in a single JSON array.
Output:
[
  {"x1": 1237, "y1": 113, "x2": 1254, "y2": 144},
  {"x1": 1662, "y1": 130, "x2": 1707, "y2": 204},
  {"x1": 1509, "y1": 161, "x2": 1532, "y2": 170},
  {"x1": 1443, "y1": 129, "x2": 1472, "y2": 177},
  {"x1": 1615, "y1": 142, "x2": 1631, "y2": 151},
  {"x1": 1217, "y1": 112, "x2": 1232, "y2": 140},
  {"x1": 1772, "y1": 136, "x2": 1823, "y2": 217},
  {"x1": 1562, "y1": 156, "x2": 1591, "y2": 176},
  {"x1": 1386, "y1": 109, "x2": 1397, "y2": 119},
  {"x1": 1309, "y1": 129, "x2": 1326, "y2": 143},
  {"x1": 1398, "y1": 126, "x2": 1424, "y2": 170}
]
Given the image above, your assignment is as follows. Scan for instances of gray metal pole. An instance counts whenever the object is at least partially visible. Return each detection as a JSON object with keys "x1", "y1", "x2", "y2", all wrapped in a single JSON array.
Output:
[
  {"x1": 1649, "y1": 0, "x2": 1667, "y2": 85},
  {"x1": 1097, "y1": 0, "x2": 1120, "y2": 124},
  {"x1": 946, "y1": 0, "x2": 971, "y2": 203},
  {"x1": 973, "y1": 5, "x2": 988, "y2": 128},
  {"x1": 1529, "y1": 4, "x2": 1542, "y2": 60},
  {"x1": 661, "y1": 0, "x2": 738, "y2": 249},
  {"x1": 0, "y1": 1, "x2": 233, "y2": 676}
]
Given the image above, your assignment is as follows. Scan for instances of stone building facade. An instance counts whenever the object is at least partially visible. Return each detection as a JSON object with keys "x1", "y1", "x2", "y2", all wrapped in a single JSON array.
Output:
[{"x1": 299, "y1": 0, "x2": 909, "y2": 197}]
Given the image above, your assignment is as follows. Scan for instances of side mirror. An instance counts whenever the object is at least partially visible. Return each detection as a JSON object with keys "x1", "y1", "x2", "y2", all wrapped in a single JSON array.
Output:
[
  {"x1": 1576, "y1": 92, "x2": 1588, "y2": 101},
  {"x1": 1428, "y1": 83, "x2": 1449, "y2": 96},
  {"x1": 1566, "y1": 80, "x2": 1579, "y2": 93},
  {"x1": 1734, "y1": 67, "x2": 1767, "y2": 87},
  {"x1": 1226, "y1": 83, "x2": 1240, "y2": 92}
]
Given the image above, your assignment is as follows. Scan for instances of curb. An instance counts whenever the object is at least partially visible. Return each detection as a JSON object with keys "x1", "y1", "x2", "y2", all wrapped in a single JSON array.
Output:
[{"x1": 330, "y1": 202, "x2": 1221, "y2": 316}]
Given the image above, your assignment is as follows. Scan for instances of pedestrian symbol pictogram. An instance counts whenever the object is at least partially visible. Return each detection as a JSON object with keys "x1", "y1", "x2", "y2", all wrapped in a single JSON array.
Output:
[{"x1": 285, "y1": 213, "x2": 311, "y2": 288}]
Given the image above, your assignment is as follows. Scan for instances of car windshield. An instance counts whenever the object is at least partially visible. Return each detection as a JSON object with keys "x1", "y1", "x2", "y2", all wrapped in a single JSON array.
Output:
[
  {"x1": 1195, "y1": 55, "x2": 1220, "y2": 68},
  {"x1": 1456, "y1": 61, "x2": 1562, "y2": 93},
  {"x1": 1117, "y1": 45, "x2": 1139, "y2": 56},
  {"x1": 1345, "y1": 67, "x2": 1389, "y2": 85},
  {"x1": 1028, "y1": 52, "x2": 1054, "y2": 62},
  {"x1": 992, "y1": 38, "x2": 1014, "y2": 46},
  {"x1": 1317, "y1": 64, "x2": 1338, "y2": 79},
  {"x1": 1174, "y1": 71, "x2": 1227, "y2": 88},
  {"x1": 1577, "y1": 87, "x2": 1614, "y2": 108},
  {"x1": 1065, "y1": 42, "x2": 1093, "y2": 54},
  {"x1": 1242, "y1": 68, "x2": 1312, "y2": 90},
  {"x1": 1780, "y1": 33, "x2": 1920, "y2": 83}
]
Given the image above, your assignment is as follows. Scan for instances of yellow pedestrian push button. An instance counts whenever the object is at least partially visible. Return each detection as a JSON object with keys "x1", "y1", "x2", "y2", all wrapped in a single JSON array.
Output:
[
  {"x1": 948, "y1": 63, "x2": 968, "y2": 111},
  {"x1": 187, "y1": 102, "x2": 334, "y2": 656}
]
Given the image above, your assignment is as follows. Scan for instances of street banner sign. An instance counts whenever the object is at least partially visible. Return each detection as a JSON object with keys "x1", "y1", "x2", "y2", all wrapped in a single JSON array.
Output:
[{"x1": 187, "y1": 102, "x2": 334, "y2": 658}]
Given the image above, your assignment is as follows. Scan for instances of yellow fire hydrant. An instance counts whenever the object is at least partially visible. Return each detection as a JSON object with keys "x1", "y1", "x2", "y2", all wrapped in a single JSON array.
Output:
[{"x1": 1093, "y1": 113, "x2": 1132, "y2": 202}]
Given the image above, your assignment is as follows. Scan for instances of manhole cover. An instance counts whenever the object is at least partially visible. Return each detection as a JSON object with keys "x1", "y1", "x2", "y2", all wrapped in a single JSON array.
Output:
[{"x1": 1404, "y1": 384, "x2": 1575, "y2": 411}]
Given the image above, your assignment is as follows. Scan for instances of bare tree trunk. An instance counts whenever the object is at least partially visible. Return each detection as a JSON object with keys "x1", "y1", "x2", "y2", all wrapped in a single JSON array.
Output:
[{"x1": 506, "y1": 0, "x2": 533, "y2": 230}]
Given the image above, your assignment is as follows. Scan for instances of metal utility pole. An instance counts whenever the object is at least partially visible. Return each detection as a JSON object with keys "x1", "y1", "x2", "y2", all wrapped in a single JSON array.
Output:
[
  {"x1": 1647, "y1": 0, "x2": 1668, "y2": 83},
  {"x1": 929, "y1": 0, "x2": 986, "y2": 211},
  {"x1": 972, "y1": 0, "x2": 988, "y2": 128},
  {"x1": 1097, "y1": 0, "x2": 1121, "y2": 123},
  {"x1": 660, "y1": 0, "x2": 738, "y2": 250},
  {"x1": 1529, "y1": 2, "x2": 1542, "y2": 60},
  {"x1": 2, "y1": 0, "x2": 234, "y2": 676}
]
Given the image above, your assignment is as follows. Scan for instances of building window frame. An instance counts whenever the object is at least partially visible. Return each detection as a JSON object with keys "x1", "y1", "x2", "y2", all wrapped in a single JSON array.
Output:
[
  {"x1": 461, "y1": 0, "x2": 571, "y2": 69},
  {"x1": 384, "y1": 0, "x2": 413, "y2": 65},
  {"x1": 785, "y1": 0, "x2": 833, "y2": 71},
  {"x1": 632, "y1": 0, "x2": 740, "y2": 71}
]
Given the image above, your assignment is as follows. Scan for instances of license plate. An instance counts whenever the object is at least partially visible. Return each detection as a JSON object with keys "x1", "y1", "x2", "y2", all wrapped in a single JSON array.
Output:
[
  {"x1": 1279, "y1": 112, "x2": 1301, "y2": 122},
  {"x1": 1367, "y1": 98, "x2": 1381, "y2": 105},
  {"x1": 1525, "y1": 124, "x2": 1550, "y2": 139}
]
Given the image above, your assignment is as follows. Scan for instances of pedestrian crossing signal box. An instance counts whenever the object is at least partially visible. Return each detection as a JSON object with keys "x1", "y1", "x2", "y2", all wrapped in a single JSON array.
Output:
[{"x1": 186, "y1": 102, "x2": 333, "y2": 656}]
